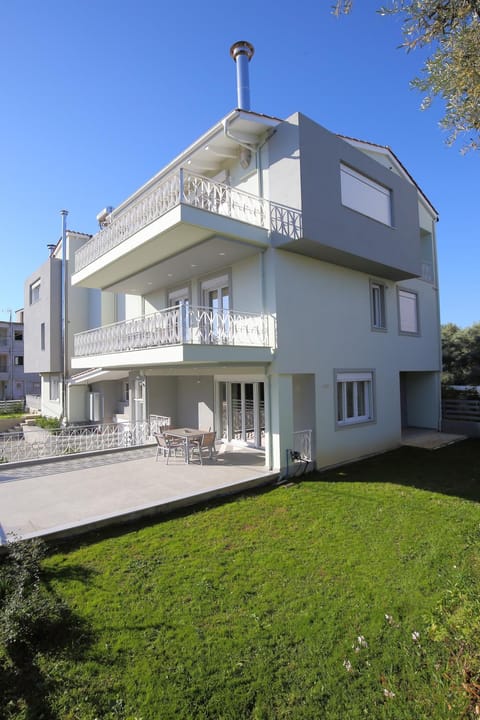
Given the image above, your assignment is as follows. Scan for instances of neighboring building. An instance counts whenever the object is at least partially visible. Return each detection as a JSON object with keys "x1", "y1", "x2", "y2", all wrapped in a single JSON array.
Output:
[
  {"x1": 51, "y1": 43, "x2": 442, "y2": 470},
  {"x1": 23, "y1": 231, "x2": 126, "y2": 421},
  {"x1": 0, "y1": 310, "x2": 40, "y2": 403}
]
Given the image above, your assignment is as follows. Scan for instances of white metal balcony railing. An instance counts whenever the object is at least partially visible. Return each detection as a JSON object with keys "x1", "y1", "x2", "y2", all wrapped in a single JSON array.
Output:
[
  {"x1": 74, "y1": 305, "x2": 272, "y2": 358},
  {"x1": 74, "y1": 169, "x2": 303, "y2": 273}
]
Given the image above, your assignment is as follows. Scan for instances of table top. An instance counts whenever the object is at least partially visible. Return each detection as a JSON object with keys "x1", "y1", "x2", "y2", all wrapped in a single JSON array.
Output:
[{"x1": 164, "y1": 428, "x2": 206, "y2": 439}]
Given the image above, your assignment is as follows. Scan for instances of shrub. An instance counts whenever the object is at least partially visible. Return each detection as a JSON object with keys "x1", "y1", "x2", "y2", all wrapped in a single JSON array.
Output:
[
  {"x1": 34, "y1": 416, "x2": 61, "y2": 430},
  {"x1": 0, "y1": 537, "x2": 65, "y2": 661}
]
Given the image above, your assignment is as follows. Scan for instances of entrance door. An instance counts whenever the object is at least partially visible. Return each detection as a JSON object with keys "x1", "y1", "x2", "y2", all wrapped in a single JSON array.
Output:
[{"x1": 218, "y1": 381, "x2": 265, "y2": 448}]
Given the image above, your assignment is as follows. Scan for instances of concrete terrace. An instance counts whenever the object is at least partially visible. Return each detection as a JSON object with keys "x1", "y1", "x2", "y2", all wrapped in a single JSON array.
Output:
[{"x1": 0, "y1": 446, "x2": 277, "y2": 544}]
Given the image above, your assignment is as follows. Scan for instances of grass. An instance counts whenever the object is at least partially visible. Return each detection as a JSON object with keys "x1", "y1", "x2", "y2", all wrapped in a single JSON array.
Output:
[{"x1": 1, "y1": 440, "x2": 480, "y2": 719}]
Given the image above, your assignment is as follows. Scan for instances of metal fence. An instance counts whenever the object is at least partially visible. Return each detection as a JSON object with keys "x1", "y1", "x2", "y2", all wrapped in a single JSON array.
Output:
[
  {"x1": 293, "y1": 429, "x2": 312, "y2": 462},
  {"x1": 0, "y1": 421, "x2": 159, "y2": 465}
]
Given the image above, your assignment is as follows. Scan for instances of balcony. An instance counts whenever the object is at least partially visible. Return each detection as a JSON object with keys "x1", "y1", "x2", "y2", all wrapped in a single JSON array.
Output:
[
  {"x1": 72, "y1": 306, "x2": 275, "y2": 369},
  {"x1": 72, "y1": 169, "x2": 302, "y2": 292}
]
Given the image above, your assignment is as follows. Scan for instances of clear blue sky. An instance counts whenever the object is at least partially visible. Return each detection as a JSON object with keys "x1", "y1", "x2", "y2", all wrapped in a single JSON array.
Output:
[{"x1": 0, "y1": 0, "x2": 477, "y2": 326}]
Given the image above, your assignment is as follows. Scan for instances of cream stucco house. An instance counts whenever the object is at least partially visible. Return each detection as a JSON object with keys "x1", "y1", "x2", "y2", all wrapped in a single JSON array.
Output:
[{"x1": 30, "y1": 42, "x2": 442, "y2": 472}]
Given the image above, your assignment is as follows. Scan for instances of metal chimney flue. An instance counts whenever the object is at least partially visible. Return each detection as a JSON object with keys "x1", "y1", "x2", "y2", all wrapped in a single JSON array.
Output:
[{"x1": 230, "y1": 41, "x2": 254, "y2": 110}]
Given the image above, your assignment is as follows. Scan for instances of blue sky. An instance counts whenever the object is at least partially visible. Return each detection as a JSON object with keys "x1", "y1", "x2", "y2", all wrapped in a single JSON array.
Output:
[{"x1": 0, "y1": 0, "x2": 477, "y2": 326}]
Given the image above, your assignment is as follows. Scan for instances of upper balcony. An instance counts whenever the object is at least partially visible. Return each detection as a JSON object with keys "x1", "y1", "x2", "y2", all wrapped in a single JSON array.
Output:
[
  {"x1": 71, "y1": 304, "x2": 275, "y2": 370},
  {"x1": 72, "y1": 169, "x2": 302, "y2": 293}
]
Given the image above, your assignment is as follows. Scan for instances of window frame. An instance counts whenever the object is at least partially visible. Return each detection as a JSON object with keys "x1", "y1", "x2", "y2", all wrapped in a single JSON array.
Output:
[
  {"x1": 335, "y1": 370, "x2": 375, "y2": 428},
  {"x1": 340, "y1": 163, "x2": 392, "y2": 226},
  {"x1": 397, "y1": 287, "x2": 420, "y2": 335},
  {"x1": 29, "y1": 279, "x2": 41, "y2": 305},
  {"x1": 370, "y1": 280, "x2": 387, "y2": 331}
]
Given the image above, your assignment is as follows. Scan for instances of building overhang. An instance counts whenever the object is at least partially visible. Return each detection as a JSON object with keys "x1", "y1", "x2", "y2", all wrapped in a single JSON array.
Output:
[{"x1": 71, "y1": 344, "x2": 274, "y2": 371}]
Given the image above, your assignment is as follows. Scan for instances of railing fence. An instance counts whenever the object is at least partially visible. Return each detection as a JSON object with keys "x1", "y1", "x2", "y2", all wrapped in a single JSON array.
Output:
[{"x1": 0, "y1": 421, "x2": 155, "y2": 465}]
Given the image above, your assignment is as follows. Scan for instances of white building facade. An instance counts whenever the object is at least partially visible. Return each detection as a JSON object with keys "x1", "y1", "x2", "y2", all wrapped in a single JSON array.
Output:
[{"x1": 67, "y1": 86, "x2": 440, "y2": 471}]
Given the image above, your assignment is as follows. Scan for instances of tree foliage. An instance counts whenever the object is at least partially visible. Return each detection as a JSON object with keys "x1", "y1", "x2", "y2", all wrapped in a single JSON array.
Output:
[
  {"x1": 441, "y1": 322, "x2": 480, "y2": 385},
  {"x1": 333, "y1": 1, "x2": 480, "y2": 152}
]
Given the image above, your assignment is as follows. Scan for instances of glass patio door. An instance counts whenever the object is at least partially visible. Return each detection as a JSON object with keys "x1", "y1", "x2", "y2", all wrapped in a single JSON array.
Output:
[
  {"x1": 205, "y1": 283, "x2": 229, "y2": 344},
  {"x1": 218, "y1": 381, "x2": 265, "y2": 448}
]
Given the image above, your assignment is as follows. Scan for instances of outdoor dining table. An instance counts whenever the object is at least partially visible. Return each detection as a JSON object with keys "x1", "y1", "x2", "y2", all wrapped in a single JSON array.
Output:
[{"x1": 164, "y1": 428, "x2": 207, "y2": 464}]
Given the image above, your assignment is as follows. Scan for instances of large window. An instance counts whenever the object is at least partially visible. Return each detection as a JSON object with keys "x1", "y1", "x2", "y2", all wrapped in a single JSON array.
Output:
[
  {"x1": 370, "y1": 281, "x2": 386, "y2": 330},
  {"x1": 398, "y1": 289, "x2": 419, "y2": 334},
  {"x1": 336, "y1": 371, "x2": 374, "y2": 426},
  {"x1": 340, "y1": 164, "x2": 392, "y2": 226}
]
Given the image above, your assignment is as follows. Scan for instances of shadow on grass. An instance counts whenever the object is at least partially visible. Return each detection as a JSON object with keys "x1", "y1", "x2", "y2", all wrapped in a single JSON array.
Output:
[
  {"x1": 308, "y1": 438, "x2": 480, "y2": 502},
  {"x1": 0, "y1": 563, "x2": 96, "y2": 720}
]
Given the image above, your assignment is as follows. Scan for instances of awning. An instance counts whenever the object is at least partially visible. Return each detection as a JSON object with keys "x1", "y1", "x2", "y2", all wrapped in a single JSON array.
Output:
[{"x1": 68, "y1": 368, "x2": 128, "y2": 386}]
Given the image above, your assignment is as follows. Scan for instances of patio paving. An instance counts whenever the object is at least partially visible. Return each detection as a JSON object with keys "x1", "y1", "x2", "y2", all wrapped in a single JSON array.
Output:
[{"x1": 0, "y1": 445, "x2": 277, "y2": 544}]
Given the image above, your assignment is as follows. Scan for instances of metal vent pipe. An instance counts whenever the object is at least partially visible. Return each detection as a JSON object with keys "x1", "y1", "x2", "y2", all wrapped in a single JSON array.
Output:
[{"x1": 230, "y1": 41, "x2": 254, "y2": 110}]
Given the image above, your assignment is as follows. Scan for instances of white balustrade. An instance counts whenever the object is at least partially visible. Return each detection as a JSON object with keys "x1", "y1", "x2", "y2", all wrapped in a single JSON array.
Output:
[
  {"x1": 292, "y1": 429, "x2": 312, "y2": 462},
  {"x1": 74, "y1": 168, "x2": 302, "y2": 273},
  {"x1": 73, "y1": 306, "x2": 272, "y2": 358},
  {"x1": 0, "y1": 421, "x2": 153, "y2": 464}
]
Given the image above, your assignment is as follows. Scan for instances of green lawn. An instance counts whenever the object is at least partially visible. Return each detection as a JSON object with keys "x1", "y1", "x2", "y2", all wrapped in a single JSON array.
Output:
[{"x1": 1, "y1": 440, "x2": 480, "y2": 719}]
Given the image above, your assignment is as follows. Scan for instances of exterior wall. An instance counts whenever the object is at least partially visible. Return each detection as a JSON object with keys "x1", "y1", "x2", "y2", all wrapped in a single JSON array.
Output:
[
  {"x1": 41, "y1": 374, "x2": 62, "y2": 419},
  {"x1": 177, "y1": 376, "x2": 214, "y2": 429},
  {"x1": 24, "y1": 257, "x2": 62, "y2": 374},
  {"x1": 265, "y1": 249, "x2": 441, "y2": 468},
  {"x1": 266, "y1": 113, "x2": 422, "y2": 280}
]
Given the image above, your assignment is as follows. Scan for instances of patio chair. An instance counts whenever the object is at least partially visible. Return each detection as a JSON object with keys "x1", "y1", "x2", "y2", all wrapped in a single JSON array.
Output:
[
  {"x1": 154, "y1": 432, "x2": 184, "y2": 464},
  {"x1": 189, "y1": 431, "x2": 217, "y2": 465}
]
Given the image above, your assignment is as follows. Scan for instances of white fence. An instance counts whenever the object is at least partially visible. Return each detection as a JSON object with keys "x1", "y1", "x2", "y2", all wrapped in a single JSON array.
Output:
[
  {"x1": 0, "y1": 421, "x2": 156, "y2": 465},
  {"x1": 292, "y1": 429, "x2": 312, "y2": 462}
]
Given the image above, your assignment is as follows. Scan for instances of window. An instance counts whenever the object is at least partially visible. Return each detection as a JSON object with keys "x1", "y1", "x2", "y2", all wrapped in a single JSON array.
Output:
[
  {"x1": 0, "y1": 355, "x2": 7, "y2": 373},
  {"x1": 398, "y1": 289, "x2": 419, "y2": 334},
  {"x1": 14, "y1": 329, "x2": 23, "y2": 341},
  {"x1": 40, "y1": 323, "x2": 45, "y2": 351},
  {"x1": 370, "y1": 281, "x2": 386, "y2": 330},
  {"x1": 340, "y1": 164, "x2": 392, "y2": 226},
  {"x1": 14, "y1": 355, "x2": 24, "y2": 366},
  {"x1": 336, "y1": 371, "x2": 374, "y2": 426},
  {"x1": 50, "y1": 376, "x2": 60, "y2": 401},
  {"x1": 29, "y1": 279, "x2": 41, "y2": 304}
]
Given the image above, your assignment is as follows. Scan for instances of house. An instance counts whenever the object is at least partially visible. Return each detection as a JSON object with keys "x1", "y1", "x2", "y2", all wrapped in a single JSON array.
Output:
[
  {"x1": 0, "y1": 310, "x2": 40, "y2": 405},
  {"x1": 23, "y1": 230, "x2": 127, "y2": 421},
  {"x1": 50, "y1": 42, "x2": 443, "y2": 470}
]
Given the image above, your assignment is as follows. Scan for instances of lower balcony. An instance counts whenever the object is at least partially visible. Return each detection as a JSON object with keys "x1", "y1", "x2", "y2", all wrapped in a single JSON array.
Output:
[{"x1": 72, "y1": 306, "x2": 275, "y2": 369}]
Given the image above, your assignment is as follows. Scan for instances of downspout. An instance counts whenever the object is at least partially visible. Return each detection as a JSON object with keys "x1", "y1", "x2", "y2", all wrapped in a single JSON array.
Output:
[{"x1": 60, "y1": 209, "x2": 69, "y2": 423}]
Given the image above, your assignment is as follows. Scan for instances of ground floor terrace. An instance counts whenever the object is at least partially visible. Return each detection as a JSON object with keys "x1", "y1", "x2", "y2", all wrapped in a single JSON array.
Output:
[{"x1": 63, "y1": 365, "x2": 441, "y2": 473}]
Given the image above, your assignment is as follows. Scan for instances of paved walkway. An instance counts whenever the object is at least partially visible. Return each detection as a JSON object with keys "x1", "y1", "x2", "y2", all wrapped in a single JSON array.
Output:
[{"x1": 0, "y1": 446, "x2": 277, "y2": 544}]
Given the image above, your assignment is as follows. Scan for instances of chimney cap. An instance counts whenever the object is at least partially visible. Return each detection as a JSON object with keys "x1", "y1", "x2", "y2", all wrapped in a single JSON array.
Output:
[{"x1": 230, "y1": 41, "x2": 254, "y2": 62}]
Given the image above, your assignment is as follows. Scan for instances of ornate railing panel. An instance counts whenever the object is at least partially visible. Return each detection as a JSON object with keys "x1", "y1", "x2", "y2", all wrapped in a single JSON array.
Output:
[
  {"x1": 73, "y1": 306, "x2": 272, "y2": 357},
  {"x1": 270, "y1": 202, "x2": 303, "y2": 240},
  {"x1": 0, "y1": 421, "x2": 153, "y2": 465},
  {"x1": 292, "y1": 429, "x2": 312, "y2": 462},
  {"x1": 74, "y1": 168, "x2": 302, "y2": 273}
]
